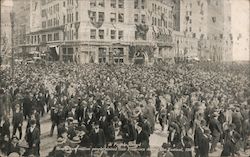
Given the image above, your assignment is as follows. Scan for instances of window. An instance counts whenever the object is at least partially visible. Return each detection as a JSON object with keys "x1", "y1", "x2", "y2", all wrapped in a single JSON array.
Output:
[
  {"x1": 110, "y1": 13, "x2": 116, "y2": 22},
  {"x1": 118, "y1": 0, "x2": 124, "y2": 8},
  {"x1": 90, "y1": 29, "x2": 96, "y2": 39},
  {"x1": 99, "y1": 12, "x2": 104, "y2": 22},
  {"x1": 89, "y1": 11, "x2": 96, "y2": 22},
  {"x1": 63, "y1": 15, "x2": 66, "y2": 24},
  {"x1": 42, "y1": 21, "x2": 46, "y2": 28},
  {"x1": 76, "y1": 12, "x2": 78, "y2": 21},
  {"x1": 98, "y1": 48, "x2": 106, "y2": 63},
  {"x1": 54, "y1": 32, "x2": 59, "y2": 41},
  {"x1": 90, "y1": 0, "x2": 96, "y2": 7},
  {"x1": 76, "y1": 28, "x2": 79, "y2": 39},
  {"x1": 152, "y1": 17, "x2": 154, "y2": 25},
  {"x1": 141, "y1": 15, "x2": 146, "y2": 23},
  {"x1": 111, "y1": 0, "x2": 116, "y2": 8},
  {"x1": 134, "y1": 0, "x2": 139, "y2": 9},
  {"x1": 189, "y1": 27, "x2": 192, "y2": 32},
  {"x1": 212, "y1": 17, "x2": 216, "y2": 23},
  {"x1": 190, "y1": 19, "x2": 192, "y2": 24},
  {"x1": 99, "y1": 30, "x2": 104, "y2": 39},
  {"x1": 113, "y1": 48, "x2": 124, "y2": 63},
  {"x1": 42, "y1": 35, "x2": 46, "y2": 42},
  {"x1": 111, "y1": 30, "x2": 116, "y2": 39},
  {"x1": 118, "y1": 13, "x2": 124, "y2": 22},
  {"x1": 63, "y1": 1, "x2": 65, "y2": 7},
  {"x1": 48, "y1": 34, "x2": 52, "y2": 41},
  {"x1": 42, "y1": 9, "x2": 46, "y2": 17},
  {"x1": 192, "y1": 33, "x2": 196, "y2": 38},
  {"x1": 134, "y1": 14, "x2": 139, "y2": 23},
  {"x1": 141, "y1": 0, "x2": 145, "y2": 9},
  {"x1": 98, "y1": 0, "x2": 104, "y2": 7},
  {"x1": 158, "y1": 19, "x2": 161, "y2": 26},
  {"x1": 118, "y1": 30, "x2": 123, "y2": 40}
]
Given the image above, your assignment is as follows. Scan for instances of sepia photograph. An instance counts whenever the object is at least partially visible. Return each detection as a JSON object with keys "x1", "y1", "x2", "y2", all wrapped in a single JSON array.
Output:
[{"x1": 0, "y1": 0, "x2": 250, "y2": 156}]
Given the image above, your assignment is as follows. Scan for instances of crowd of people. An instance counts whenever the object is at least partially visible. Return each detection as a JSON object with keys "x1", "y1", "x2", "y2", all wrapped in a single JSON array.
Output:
[{"x1": 0, "y1": 61, "x2": 249, "y2": 157}]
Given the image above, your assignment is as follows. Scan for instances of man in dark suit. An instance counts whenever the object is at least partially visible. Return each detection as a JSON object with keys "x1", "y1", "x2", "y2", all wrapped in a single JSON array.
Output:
[
  {"x1": 90, "y1": 122, "x2": 106, "y2": 148},
  {"x1": 12, "y1": 104, "x2": 23, "y2": 139},
  {"x1": 25, "y1": 119, "x2": 40, "y2": 156},
  {"x1": 194, "y1": 119, "x2": 206, "y2": 157},
  {"x1": 209, "y1": 112, "x2": 222, "y2": 153},
  {"x1": 22, "y1": 93, "x2": 32, "y2": 120},
  {"x1": 136, "y1": 122, "x2": 150, "y2": 157}
]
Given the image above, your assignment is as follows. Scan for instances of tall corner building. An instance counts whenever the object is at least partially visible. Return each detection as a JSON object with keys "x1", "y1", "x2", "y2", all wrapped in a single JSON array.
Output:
[
  {"x1": 24, "y1": 0, "x2": 176, "y2": 64},
  {"x1": 173, "y1": 0, "x2": 233, "y2": 62}
]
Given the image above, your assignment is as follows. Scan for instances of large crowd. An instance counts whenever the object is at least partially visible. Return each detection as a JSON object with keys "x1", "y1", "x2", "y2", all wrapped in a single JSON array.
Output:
[{"x1": 0, "y1": 61, "x2": 250, "y2": 157}]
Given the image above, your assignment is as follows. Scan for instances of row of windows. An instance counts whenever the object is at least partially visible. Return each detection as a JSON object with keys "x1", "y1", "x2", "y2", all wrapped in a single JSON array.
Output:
[
  {"x1": 152, "y1": 3, "x2": 171, "y2": 15},
  {"x1": 134, "y1": 14, "x2": 146, "y2": 24},
  {"x1": 27, "y1": 32, "x2": 59, "y2": 44},
  {"x1": 42, "y1": 18, "x2": 60, "y2": 28},
  {"x1": 42, "y1": 4, "x2": 59, "y2": 18},
  {"x1": 152, "y1": 17, "x2": 169, "y2": 28},
  {"x1": 90, "y1": 0, "x2": 124, "y2": 8},
  {"x1": 89, "y1": 12, "x2": 124, "y2": 23},
  {"x1": 90, "y1": 29, "x2": 124, "y2": 40},
  {"x1": 41, "y1": 33, "x2": 60, "y2": 42},
  {"x1": 134, "y1": 0, "x2": 145, "y2": 9},
  {"x1": 63, "y1": 12, "x2": 78, "y2": 24}
]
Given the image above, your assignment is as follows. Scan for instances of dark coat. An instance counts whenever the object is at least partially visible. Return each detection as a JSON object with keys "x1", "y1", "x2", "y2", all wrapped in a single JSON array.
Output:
[
  {"x1": 79, "y1": 134, "x2": 91, "y2": 147},
  {"x1": 26, "y1": 126, "x2": 40, "y2": 148},
  {"x1": 136, "y1": 130, "x2": 149, "y2": 148},
  {"x1": 12, "y1": 111, "x2": 23, "y2": 126},
  {"x1": 90, "y1": 129, "x2": 106, "y2": 148},
  {"x1": 198, "y1": 135, "x2": 209, "y2": 157},
  {"x1": 209, "y1": 118, "x2": 222, "y2": 137},
  {"x1": 22, "y1": 97, "x2": 32, "y2": 115}
]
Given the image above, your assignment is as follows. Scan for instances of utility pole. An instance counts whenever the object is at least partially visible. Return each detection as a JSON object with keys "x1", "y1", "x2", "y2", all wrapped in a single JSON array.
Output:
[{"x1": 10, "y1": 11, "x2": 15, "y2": 81}]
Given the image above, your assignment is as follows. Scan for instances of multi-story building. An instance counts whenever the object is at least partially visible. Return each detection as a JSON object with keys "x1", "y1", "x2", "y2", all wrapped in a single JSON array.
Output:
[
  {"x1": 25, "y1": 0, "x2": 175, "y2": 64},
  {"x1": 1, "y1": 0, "x2": 13, "y2": 64},
  {"x1": 173, "y1": 0, "x2": 233, "y2": 61},
  {"x1": 12, "y1": 0, "x2": 31, "y2": 54}
]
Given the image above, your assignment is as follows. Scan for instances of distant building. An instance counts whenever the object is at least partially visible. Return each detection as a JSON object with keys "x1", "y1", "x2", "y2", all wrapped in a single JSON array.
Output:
[
  {"x1": 173, "y1": 0, "x2": 233, "y2": 62},
  {"x1": 1, "y1": 0, "x2": 12, "y2": 64},
  {"x1": 12, "y1": 0, "x2": 31, "y2": 55},
  {"x1": 24, "y1": 0, "x2": 175, "y2": 64}
]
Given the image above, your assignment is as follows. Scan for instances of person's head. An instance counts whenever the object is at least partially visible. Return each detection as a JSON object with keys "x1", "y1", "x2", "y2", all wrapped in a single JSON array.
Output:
[
  {"x1": 61, "y1": 128, "x2": 68, "y2": 139},
  {"x1": 69, "y1": 136, "x2": 80, "y2": 148},
  {"x1": 30, "y1": 119, "x2": 36, "y2": 128},
  {"x1": 56, "y1": 137, "x2": 65, "y2": 147},
  {"x1": 15, "y1": 104, "x2": 20, "y2": 112},
  {"x1": 11, "y1": 136, "x2": 19, "y2": 145},
  {"x1": 4, "y1": 135, "x2": 9, "y2": 142},
  {"x1": 93, "y1": 122, "x2": 100, "y2": 132}
]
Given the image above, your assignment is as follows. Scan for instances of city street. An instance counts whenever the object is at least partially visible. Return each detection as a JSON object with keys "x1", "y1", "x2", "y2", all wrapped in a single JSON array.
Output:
[{"x1": 10, "y1": 112, "x2": 250, "y2": 157}]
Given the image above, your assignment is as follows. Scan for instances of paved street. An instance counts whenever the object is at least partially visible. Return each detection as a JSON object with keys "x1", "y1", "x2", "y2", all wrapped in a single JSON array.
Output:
[{"x1": 10, "y1": 113, "x2": 249, "y2": 157}]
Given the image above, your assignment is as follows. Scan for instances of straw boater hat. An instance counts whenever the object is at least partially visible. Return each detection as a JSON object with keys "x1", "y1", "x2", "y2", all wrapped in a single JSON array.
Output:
[
  {"x1": 8, "y1": 152, "x2": 19, "y2": 157},
  {"x1": 57, "y1": 137, "x2": 65, "y2": 145},
  {"x1": 70, "y1": 136, "x2": 81, "y2": 144}
]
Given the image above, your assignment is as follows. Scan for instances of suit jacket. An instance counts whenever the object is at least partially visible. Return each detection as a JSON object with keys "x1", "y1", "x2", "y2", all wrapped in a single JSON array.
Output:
[
  {"x1": 209, "y1": 118, "x2": 222, "y2": 137},
  {"x1": 90, "y1": 129, "x2": 106, "y2": 148},
  {"x1": 26, "y1": 126, "x2": 40, "y2": 148},
  {"x1": 136, "y1": 130, "x2": 149, "y2": 148},
  {"x1": 194, "y1": 127, "x2": 203, "y2": 147},
  {"x1": 12, "y1": 111, "x2": 23, "y2": 126}
]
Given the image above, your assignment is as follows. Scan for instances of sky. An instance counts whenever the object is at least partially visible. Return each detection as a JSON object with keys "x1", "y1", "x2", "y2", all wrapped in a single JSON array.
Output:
[{"x1": 231, "y1": 0, "x2": 250, "y2": 61}]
